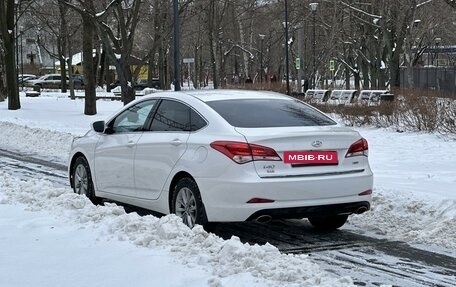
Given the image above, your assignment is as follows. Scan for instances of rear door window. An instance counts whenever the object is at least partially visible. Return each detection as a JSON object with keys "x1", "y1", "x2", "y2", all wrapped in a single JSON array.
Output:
[
  {"x1": 150, "y1": 100, "x2": 190, "y2": 132},
  {"x1": 206, "y1": 99, "x2": 336, "y2": 128}
]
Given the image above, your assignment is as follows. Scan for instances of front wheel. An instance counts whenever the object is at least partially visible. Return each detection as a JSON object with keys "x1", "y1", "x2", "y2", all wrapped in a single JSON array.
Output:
[
  {"x1": 171, "y1": 178, "x2": 207, "y2": 228},
  {"x1": 72, "y1": 156, "x2": 101, "y2": 204},
  {"x1": 308, "y1": 214, "x2": 348, "y2": 230}
]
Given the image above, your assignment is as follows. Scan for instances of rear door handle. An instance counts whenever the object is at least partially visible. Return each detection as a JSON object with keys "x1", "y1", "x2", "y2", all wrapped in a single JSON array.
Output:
[{"x1": 170, "y1": 138, "x2": 183, "y2": 146}]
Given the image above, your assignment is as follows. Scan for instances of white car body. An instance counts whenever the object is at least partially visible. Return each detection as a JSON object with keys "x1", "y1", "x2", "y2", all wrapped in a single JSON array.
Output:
[{"x1": 69, "y1": 90, "x2": 373, "y2": 226}]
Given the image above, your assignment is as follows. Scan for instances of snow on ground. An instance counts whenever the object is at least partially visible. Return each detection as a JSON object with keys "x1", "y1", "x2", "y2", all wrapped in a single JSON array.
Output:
[
  {"x1": 0, "y1": 93, "x2": 355, "y2": 287},
  {"x1": 1, "y1": 92, "x2": 455, "y2": 285},
  {"x1": 349, "y1": 127, "x2": 456, "y2": 251},
  {"x1": 0, "y1": 173, "x2": 353, "y2": 287}
]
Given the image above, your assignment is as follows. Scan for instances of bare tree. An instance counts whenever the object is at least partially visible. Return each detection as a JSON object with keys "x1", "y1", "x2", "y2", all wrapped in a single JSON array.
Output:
[
  {"x1": 59, "y1": 0, "x2": 98, "y2": 114},
  {"x1": 65, "y1": 0, "x2": 142, "y2": 105},
  {"x1": 32, "y1": 0, "x2": 81, "y2": 94},
  {"x1": 0, "y1": 0, "x2": 20, "y2": 109}
]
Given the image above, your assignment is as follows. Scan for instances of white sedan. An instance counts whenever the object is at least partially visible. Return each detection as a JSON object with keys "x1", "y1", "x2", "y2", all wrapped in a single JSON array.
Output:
[{"x1": 68, "y1": 90, "x2": 373, "y2": 229}]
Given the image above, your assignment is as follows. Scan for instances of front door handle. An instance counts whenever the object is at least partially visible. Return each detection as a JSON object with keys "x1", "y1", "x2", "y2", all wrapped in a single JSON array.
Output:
[{"x1": 127, "y1": 140, "x2": 136, "y2": 147}]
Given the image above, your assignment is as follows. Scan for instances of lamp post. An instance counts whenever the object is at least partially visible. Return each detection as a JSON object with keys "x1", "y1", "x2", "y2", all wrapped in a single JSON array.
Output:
[
  {"x1": 284, "y1": 0, "x2": 290, "y2": 95},
  {"x1": 309, "y1": 2, "x2": 318, "y2": 89},
  {"x1": 434, "y1": 37, "x2": 441, "y2": 67},
  {"x1": 296, "y1": 25, "x2": 303, "y2": 93},
  {"x1": 20, "y1": 29, "x2": 24, "y2": 90},
  {"x1": 259, "y1": 34, "x2": 265, "y2": 89},
  {"x1": 173, "y1": 0, "x2": 181, "y2": 91},
  {"x1": 15, "y1": 21, "x2": 19, "y2": 80},
  {"x1": 435, "y1": 37, "x2": 441, "y2": 90}
]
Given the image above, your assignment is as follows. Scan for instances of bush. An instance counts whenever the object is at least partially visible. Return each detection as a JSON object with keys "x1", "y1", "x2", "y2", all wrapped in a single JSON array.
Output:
[{"x1": 301, "y1": 89, "x2": 455, "y2": 138}]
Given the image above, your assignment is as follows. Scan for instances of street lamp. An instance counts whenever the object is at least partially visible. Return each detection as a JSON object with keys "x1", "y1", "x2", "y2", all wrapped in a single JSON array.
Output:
[
  {"x1": 173, "y1": 0, "x2": 181, "y2": 91},
  {"x1": 434, "y1": 37, "x2": 441, "y2": 90},
  {"x1": 284, "y1": 0, "x2": 290, "y2": 95},
  {"x1": 309, "y1": 2, "x2": 318, "y2": 89},
  {"x1": 15, "y1": 23, "x2": 19, "y2": 81},
  {"x1": 20, "y1": 28, "x2": 24, "y2": 90},
  {"x1": 434, "y1": 37, "x2": 441, "y2": 67},
  {"x1": 296, "y1": 25, "x2": 303, "y2": 93},
  {"x1": 259, "y1": 34, "x2": 265, "y2": 88}
]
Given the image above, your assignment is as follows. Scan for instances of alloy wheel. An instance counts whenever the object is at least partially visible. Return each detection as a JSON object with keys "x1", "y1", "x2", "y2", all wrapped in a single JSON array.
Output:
[
  {"x1": 175, "y1": 187, "x2": 197, "y2": 228},
  {"x1": 74, "y1": 164, "x2": 88, "y2": 196}
]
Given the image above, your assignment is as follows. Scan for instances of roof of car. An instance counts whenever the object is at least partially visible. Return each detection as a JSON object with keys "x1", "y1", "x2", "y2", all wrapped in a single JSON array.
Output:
[{"x1": 151, "y1": 89, "x2": 289, "y2": 102}]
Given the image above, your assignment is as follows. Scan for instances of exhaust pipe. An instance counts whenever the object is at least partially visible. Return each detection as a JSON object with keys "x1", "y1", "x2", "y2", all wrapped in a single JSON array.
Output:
[
  {"x1": 254, "y1": 215, "x2": 272, "y2": 223},
  {"x1": 355, "y1": 206, "x2": 368, "y2": 214}
]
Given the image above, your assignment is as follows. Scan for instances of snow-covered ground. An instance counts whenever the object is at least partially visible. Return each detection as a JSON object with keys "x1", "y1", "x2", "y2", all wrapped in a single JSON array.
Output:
[{"x1": 1, "y1": 92, "x2": 455, "y2": 286}]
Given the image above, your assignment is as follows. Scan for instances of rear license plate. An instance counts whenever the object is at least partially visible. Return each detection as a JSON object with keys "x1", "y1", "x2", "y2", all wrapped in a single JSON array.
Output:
[{"x1": 283, "y1": 151, "x2": 338, "y2": 165}]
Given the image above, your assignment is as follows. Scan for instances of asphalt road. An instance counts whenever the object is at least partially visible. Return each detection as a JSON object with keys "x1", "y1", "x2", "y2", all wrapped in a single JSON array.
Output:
[{"x1": 1, "y1": 149, "x2": 455, "y2": 286}]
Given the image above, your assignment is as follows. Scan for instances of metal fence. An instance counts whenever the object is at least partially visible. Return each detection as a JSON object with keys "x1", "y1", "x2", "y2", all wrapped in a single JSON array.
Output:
[{"x1": 400, "y1": 67, "x2": 456, "y2": 97}]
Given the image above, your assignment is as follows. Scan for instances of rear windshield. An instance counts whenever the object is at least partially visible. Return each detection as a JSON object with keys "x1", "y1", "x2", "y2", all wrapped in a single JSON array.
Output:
[{"x1": 206, "y1": 99, "x2": 336, "y2": 128}]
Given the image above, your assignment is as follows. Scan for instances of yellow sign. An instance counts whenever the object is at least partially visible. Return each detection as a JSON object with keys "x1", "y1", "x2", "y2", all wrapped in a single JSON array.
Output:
[{"x1": 329, "y1": 60, "x2": 335, "y2": 71}]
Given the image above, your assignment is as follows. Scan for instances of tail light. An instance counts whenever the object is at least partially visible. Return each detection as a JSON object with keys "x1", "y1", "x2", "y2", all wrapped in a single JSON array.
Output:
[
  {"x1": 210, "y1": 141, "x2": 281, "y2": 164},
  {"x1": 346, "y1": 138, "x2": 368, "y2": 158}
]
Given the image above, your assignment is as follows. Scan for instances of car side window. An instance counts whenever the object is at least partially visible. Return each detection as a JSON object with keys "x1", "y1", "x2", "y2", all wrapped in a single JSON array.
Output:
[
  {"x1": 190, "y1": 109, "x2": 207, "y2": 131},
  {"x1": 150, "y1": 100, "x2": 191, "y2": 132},
  {"x1": 111, "y1": 100, "x2": 157, "y2": 133}
]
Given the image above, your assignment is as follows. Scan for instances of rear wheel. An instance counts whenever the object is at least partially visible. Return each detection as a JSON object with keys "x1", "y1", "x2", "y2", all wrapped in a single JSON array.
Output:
[
  {"x1": 172, "y1": 178, "x2": 207, "y2": 228},
  {"x1": 72, "y1": 156, "x2": 101, "y2": 204},
  {"x1": 308, "y1": 214, "x2": 348, "y2": 230}
]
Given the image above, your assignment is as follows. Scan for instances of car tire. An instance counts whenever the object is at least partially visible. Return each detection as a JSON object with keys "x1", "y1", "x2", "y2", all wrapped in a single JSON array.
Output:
[
  {"x1": 308, "y1": 214, "x2": 348, "y2": 230},
  {"x1": 172, "y1": 178, "x2": 208, "y2": 228},
  {"x1": 72, "y1": 156, "x2": 101, "y2": 205}
]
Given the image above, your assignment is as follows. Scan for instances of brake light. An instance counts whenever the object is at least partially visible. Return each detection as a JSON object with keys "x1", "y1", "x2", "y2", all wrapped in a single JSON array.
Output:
[
  {"x1": 210, "y1": 141, "x2": 281, "y2": 164},
  {"x1": 346, "y1": 138, "x2": 368, "y2": 157}
]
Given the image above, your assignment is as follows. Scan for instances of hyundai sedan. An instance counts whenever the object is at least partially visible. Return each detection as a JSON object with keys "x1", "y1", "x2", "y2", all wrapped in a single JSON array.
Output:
[{"x1": 68, "y1": 90, "x2": 373, "y2": 229}]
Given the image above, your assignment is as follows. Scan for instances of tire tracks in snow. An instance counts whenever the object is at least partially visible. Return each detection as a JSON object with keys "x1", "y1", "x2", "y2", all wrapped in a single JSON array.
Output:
[{"x1": 1, "y1": 149, "x2": 455, "y2": 286}]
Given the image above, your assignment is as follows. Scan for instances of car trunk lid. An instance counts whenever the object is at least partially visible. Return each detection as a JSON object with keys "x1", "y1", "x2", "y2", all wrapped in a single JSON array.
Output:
[{"x1": 235, "y1": 126, "x2": 367, "y2": 178}]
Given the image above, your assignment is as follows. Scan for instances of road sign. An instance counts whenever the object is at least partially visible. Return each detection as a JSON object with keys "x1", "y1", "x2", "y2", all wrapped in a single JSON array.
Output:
[
  {"x1": 183, "y1": 58, "x2": 195, "y2": 64},
  {"x1": 329, "y1": 59, "x2": 335, "y2": 71}
]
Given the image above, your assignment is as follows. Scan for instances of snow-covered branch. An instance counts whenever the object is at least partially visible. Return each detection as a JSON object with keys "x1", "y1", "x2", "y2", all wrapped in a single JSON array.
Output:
[{"x1": 340, "y1": 1, "x2": 382, "y2": 19}]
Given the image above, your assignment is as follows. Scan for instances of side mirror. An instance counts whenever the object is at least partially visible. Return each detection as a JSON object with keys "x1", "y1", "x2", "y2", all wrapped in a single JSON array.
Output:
[{"x1": 92, "y1": 121, "x2": 106, "y2": 133}]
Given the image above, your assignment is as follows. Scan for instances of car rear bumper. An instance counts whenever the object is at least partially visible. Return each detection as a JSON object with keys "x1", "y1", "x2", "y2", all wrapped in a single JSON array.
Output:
[
  {"x1": 196, "y1": 171, "x2": 373, "y2": 222},
  {"x1": 246, "y1": 201, "x2": 370, "y2": 221}
]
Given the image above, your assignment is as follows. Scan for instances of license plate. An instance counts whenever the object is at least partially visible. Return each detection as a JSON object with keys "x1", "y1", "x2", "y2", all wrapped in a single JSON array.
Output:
[{"x1": 283, "y1": 151, "x2": 338, "y2": 165}]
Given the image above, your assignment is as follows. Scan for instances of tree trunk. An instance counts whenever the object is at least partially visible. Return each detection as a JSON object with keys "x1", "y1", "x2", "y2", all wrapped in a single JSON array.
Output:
[
  {"x1": 82, "y1": 11, "x2": 96, "y2": 115},
  {"x1": 59, "y1": 3, "x2": 68, "y2": 93},
  {"x1": 208, "y1": 1, "x2": 219, "y2": 89},
  {"x1": 97, "y1": 49, "x2": 106, "y2": 87},
  {"x1": 345, "y1": 68, "x2": 350, "y2": 90},
  {"x1": 4, "y1": 38, "x2": 20, "y2": 110},
  {"x1": 0, "y1": 0, "x2": 20, "y2": 110},
  {"x1": 59, "y1": 57, "x2": 68, "y2": 92},
  {"x1": 118, "y1": 59, "x2": 135, "y2": 105},
  {"x1": 0, "y1": 67, "x2": 5, "y2": 101},
  {"x1": 360, "y1": 59, "x2": 369, "y2": 89},
  {"x1": 193, "y1": 44, "x2": 199, "y2": 89}
]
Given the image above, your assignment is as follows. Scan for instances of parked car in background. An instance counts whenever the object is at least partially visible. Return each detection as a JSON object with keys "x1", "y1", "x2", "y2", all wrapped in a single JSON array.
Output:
[
  {"x1": 72, "y1": 74, "x2": 85, "y2": 89},
  {"x1": 68, "y1": 90, "x2": 373, "y2": 230},
  {"x1": 18, "y1": 74, "x2": 38, "y2": 84},
  {"x1": 25, "y1": 74, "x2": 85, "y2": 89},
  {"x1": 110, "y1": 78, "x2": 161, "y2": 91},
  {"x1": 135, "y1": 78, "x2": 160, "y2": 90}
]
